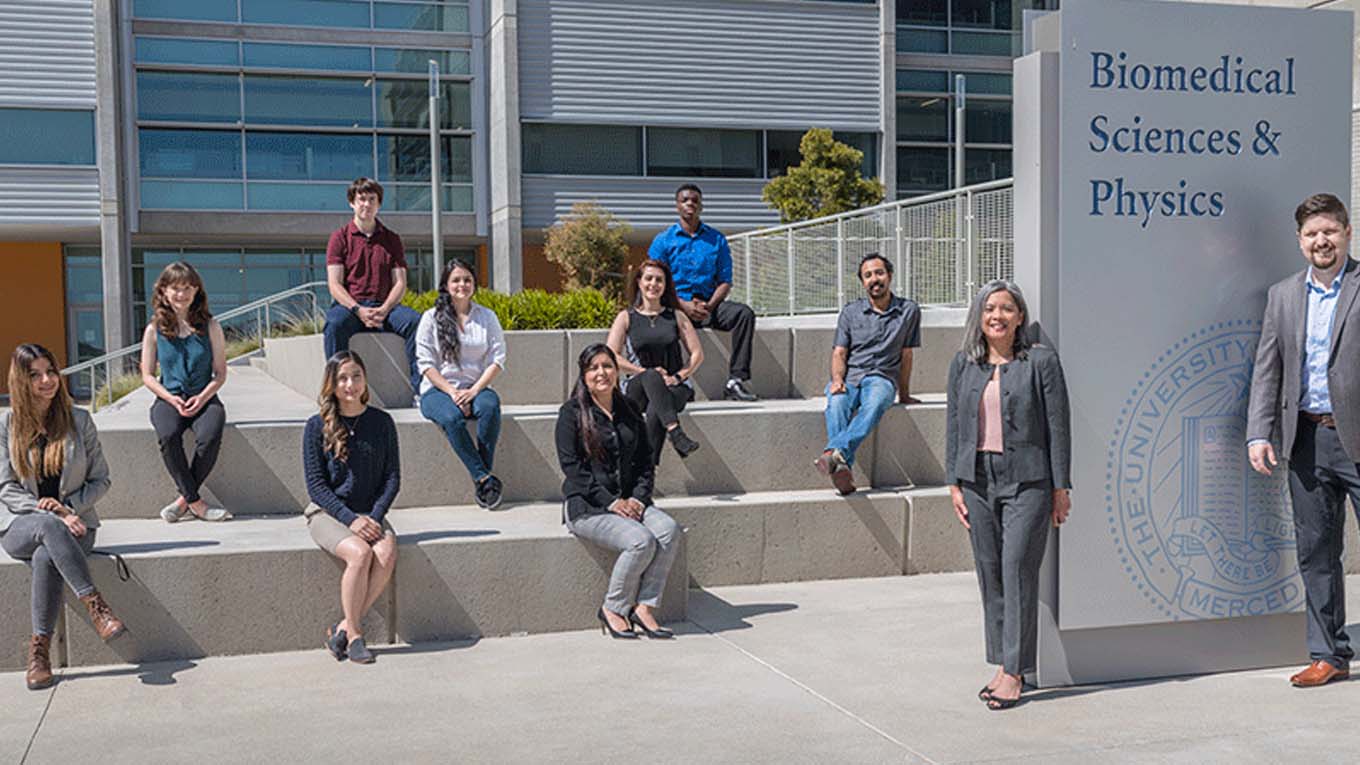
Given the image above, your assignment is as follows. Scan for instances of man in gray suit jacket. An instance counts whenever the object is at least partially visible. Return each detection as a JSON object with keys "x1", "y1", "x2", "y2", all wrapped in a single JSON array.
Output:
[{"x1": 1247, "y1": 192, "x2": 1360, "y2": 688}]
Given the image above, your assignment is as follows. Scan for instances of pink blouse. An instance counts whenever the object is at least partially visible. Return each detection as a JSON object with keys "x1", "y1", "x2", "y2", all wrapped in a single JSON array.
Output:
[{"x1": 978, "y1": 371, "x2": 1003, "y2": 453}]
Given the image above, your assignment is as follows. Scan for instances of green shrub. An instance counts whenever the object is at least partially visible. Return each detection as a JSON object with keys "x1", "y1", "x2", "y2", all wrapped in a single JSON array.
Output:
[
  {"x1": 401, "y1": 287, "x2": 617, "y2": 330},
  {"x1": 404, "y1": 290, "x2": 438, "y2": 314},
  {"x1": 92, "y1": 372, "x2": 144, "y2": 412}
]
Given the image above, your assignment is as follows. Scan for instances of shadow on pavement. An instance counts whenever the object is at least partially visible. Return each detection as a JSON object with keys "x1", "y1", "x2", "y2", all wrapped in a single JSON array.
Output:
[
  {"x1": 375, "y1": 638, "x2": 481, "y2": 656},
  {"x1": 57, "y1": 658, "x2": 198, "y2": 686},
  {"x1": 682, "y1": 589, "x2": 798, "y2": 634}
]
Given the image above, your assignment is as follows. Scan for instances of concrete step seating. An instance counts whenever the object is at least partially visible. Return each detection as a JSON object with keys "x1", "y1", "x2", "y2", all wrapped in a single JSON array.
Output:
[{"x1": 0, "y1": 487, "x2": 966, "y2": 671}]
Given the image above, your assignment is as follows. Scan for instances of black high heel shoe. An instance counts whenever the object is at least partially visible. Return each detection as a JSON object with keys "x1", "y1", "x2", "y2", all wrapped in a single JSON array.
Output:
[
  {"x1": 598, "y1": 607, "x2": 638, "y2": 639},
  {"x1": 628, "y1": 610, "x2": 675, "y2": 639}
]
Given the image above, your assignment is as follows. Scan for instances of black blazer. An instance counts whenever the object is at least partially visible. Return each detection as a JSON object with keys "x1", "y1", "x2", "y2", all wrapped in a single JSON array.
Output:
[
  {"x1": 554, "y1": 395, "x2": 655, "y2": 521},
  {"x1": 945, "y1": 345, "x2": 1072, "y2": 488}
]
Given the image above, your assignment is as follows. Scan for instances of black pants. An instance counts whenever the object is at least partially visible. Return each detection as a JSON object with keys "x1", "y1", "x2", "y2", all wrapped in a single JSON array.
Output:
[
  {"x1": 624, "y1": 369, "x2": 694, "y2": 464},
  {"x1": 150, "y1": 396, "x2": 226, "y2": 504},
  {"x1": 1288, "y1": 416, "x2": 1360, "y2": 669},
  {"x1": 696, "y1": 300, "x2": 756, "y2": 381}
]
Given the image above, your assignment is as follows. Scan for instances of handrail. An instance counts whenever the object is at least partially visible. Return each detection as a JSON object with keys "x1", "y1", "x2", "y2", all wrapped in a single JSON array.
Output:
[{"x1": 731, "y1": 178, "x2": 1014, "y2": 240}]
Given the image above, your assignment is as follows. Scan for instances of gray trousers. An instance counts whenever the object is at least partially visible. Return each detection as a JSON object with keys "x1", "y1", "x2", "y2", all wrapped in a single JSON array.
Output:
[
  {"x1": 566, "y1": 506, "x2": 681, "y2": 616},
  {"x1": 1, "y1": 513, "x2": 98, "y2": 636},
  {"x1": 1287, "y1": 417, "x2": 1360, "y2": 669},
  {"x1": 962, "y1": 452, "x2": 1052, "y2": 676}
]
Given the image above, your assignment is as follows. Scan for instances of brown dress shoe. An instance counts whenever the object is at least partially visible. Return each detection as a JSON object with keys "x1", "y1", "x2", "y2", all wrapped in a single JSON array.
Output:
[
  {"x1": 1290, "y1": 660, "x2": 1349, "y2": 687},
  {"x1": 26, "y1": 635, "x2": 54, "y2": 690},
  {"x1": 80, "y1": 592, "x2": 126, "y2": 641},
  {"x1": 830, "y1": 464, "x2": 856, "y2": 495}
]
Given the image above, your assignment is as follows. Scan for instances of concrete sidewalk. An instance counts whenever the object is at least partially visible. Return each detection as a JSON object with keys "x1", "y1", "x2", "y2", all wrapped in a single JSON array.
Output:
[{"x1": 5, "y1": 573, "x2": 1356, "y2": 764}]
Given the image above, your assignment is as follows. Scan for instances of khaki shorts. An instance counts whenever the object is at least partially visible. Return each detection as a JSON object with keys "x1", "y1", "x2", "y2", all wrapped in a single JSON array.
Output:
[{"x1": 305, "y1": 503, "x2": 395, "y2": 556}]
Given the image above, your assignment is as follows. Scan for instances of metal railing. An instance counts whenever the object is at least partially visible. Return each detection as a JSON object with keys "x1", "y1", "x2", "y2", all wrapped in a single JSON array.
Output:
[
  {"x1": 65, "y1": 281, "x2": 330, "y2": 406},
  {"x1": 728, "y1": 178, "x2": 1014, "y2": 315}
]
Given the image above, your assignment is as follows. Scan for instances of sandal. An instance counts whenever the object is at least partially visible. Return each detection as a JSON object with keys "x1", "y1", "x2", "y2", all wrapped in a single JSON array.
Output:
[
  {"x1": 977, "y1": 684, "x2": 995, "y2": 702},
  {"x1": 159, "y1": 501, "x2": 188, "y2": 524},
  {"x1": 986, "y1": 694, "x2": 1021, "y2": 710}
]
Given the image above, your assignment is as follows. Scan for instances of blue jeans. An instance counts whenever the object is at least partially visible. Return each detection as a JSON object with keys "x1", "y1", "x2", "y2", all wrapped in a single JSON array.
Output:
[
  {"x1": 824, "y1": 376, "x2": 897, "y2": 467},
  {"x1": 323, "y1": 301, "x2": 422, "y2": 391},
  {"x1": 420, "y1": 387, "x2": 501, "y2": 482}
]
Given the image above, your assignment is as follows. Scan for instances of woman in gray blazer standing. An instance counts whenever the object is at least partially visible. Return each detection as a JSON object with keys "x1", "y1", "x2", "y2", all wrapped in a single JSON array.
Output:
[
  {"x1": 946, "y1": 281, "x2": 1071, "y2": 710},
  {"x1": 0, "y1": 344, "x2": 126, "y2": 691}
]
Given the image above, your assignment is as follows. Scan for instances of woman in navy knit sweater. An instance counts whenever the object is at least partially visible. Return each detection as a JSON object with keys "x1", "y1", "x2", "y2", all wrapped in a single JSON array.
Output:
[{"x1": 303, "y1": 350, "x2": 400, "y2": 664}]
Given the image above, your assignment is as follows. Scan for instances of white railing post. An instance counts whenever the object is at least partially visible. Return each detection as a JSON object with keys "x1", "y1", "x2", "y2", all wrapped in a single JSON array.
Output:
[
  {"x1": 965, "y1": 189, "x2": 977, "y2": 298},
  {"x1": 895, "y1": 205, "x2": 907, "y2": 296},
  {"x1": 836, "y1": 218, "x2": 845, "y2": 309},
  {"x1": 744, "y1": 236, "x2": 752, "y2": 306},
  {"x1": 786, "y1": 229, "x2": 796, "y2": 316}
]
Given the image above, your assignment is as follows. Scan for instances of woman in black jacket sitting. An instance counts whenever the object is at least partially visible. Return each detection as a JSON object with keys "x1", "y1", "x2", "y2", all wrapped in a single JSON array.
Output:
[{"x1": 554, "y1": 344, "x2": 681, "y2": 639}]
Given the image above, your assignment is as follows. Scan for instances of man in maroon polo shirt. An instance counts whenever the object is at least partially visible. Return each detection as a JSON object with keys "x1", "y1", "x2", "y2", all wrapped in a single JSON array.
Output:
[{"x1": 323, "y1": 177, "x2": 423, "y2": 396}]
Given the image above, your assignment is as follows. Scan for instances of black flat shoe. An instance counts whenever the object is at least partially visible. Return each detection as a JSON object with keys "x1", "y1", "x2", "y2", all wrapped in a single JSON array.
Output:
[
  {"x1": 977, "y1": 684, "x2": 994, "y2": 702},
  {"x1": 986, "y1": 694, "x2": 1021, "y2": 710},
  {"x1": 628, "y1": 611, "x2": 675, "y2": 639},
  {"x1": 598, "y1": 607, "x2": 638, "y2": 639}
]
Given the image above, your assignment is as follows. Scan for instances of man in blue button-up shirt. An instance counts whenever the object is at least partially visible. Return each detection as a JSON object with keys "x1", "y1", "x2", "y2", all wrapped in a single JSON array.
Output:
[
  {"x1": 648, "y1": 184, "x2": 759, "y2": 401},
  {"x1": 1247, "y1": 192, "x2": 1360, "y2": 688}
]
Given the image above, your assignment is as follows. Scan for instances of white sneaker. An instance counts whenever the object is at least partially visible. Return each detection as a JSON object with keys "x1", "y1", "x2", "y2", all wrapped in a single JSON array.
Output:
[{"x1": 160, "y1": 501, "x2": 185, "y2": 523}]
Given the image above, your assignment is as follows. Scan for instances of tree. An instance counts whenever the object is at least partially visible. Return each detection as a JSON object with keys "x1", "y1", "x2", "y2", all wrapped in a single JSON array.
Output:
[
  {"x1": 761, "y1": 128, "x2": 885, "y2": 224},
  {"x1": 543, "y1": 201, "x2": 632, "y2": 299}
]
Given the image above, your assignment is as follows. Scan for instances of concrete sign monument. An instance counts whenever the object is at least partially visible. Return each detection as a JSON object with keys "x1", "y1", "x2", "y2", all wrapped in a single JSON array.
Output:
[{"x1": 1013, "y1": 0, "x2": 1352, "y2": 685}]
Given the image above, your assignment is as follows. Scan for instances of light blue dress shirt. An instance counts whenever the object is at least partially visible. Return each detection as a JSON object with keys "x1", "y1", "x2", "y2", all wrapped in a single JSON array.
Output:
[{"x1": 1300, "y1": 267, "x2": 1344, "y2": 414}]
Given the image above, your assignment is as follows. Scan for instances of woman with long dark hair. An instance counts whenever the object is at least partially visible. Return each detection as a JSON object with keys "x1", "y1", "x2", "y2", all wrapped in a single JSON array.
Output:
[
  {"x1": 140, "y1": 261, "x2": 231, "y2": 522},
  {"x1": 606, "y1": 259, "x2": 704, "y2": 463},
  {"x1": 303, "y1": 351, "x2": 400, "y2": 665},
  {"x1": 554, "y1": 344, "x2": 681, "y2": 639},
  {"x1": 1, "y1": 344, "x2": 125, "y2": 690},
  {"x1": 946, "y1": 280, "x2": 1071, "y2": 710},
  {"x1": 415, "y1": 258, "x2": 507, "y2": 509}
]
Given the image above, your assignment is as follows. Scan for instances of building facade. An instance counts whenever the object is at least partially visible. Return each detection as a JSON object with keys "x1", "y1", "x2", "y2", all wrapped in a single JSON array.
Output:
[{"x1": 0, "y1": 0, "x2": 1047, "y2": 379}]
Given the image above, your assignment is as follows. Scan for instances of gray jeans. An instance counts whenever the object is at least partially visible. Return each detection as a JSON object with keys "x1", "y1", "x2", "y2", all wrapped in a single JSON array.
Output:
[
  {"x1": 566, "y1": 506, "x2": 681, "y2": 616},
  {"x1": 1, "y1": 513, "x2": 98, "y2": 636}
]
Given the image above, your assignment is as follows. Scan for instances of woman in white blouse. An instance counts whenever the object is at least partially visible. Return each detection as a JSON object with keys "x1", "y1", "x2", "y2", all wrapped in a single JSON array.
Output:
[{"x1": 415, "y1": 259, "x2": 508, "y2": 509}]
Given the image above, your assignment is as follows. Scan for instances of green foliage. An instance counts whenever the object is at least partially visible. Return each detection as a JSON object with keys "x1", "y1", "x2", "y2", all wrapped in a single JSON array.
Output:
[
  {"x1": 543, "y1": 201, "x2": 632, "y2": 300},
  {"x1": 762, "y1": 128, "x2": 885, "y2": 224},
  {"x1": 404, "y1": 289, "x2": 438, "y2": 314},
  {"x1": 91, "y1": 373, "x2": 144, "y2": 412},
  {"x1": 401, "y1": 288, "x2": 617, "y2": 330}
]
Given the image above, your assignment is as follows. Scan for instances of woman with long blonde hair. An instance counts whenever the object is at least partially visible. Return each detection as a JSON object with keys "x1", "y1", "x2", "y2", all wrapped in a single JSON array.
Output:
[
  {"x1": 139, "y1": 261, "x2": 230, "y2": 522},
  {"x1": 1, "y1": 344, "x2": 125, "y2": 690},
  {"x1": 302, "y1": 351, "x2": 400, "y2": 664}
]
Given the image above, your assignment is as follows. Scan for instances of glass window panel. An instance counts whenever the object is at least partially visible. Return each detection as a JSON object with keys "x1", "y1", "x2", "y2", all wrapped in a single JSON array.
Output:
[
  {"x1": 765, "y1": 130, "x2": 801, "y2": 178},
  {"x1": 141, "y1": 180, "x2": 244, "y2": 209},
  {"x1": 834, "y1": 131, "x2": 879, "y2": 179},
  {"x1": 897, "y1": 28, "x2": 948, "y2": 53},
  {"x1": 896, "y1": 147, "x2": 951, "y2": 193},
  {"x1": 241, "y1": 0, "x2": 371, "y2": 27},
  {"x1": 951, "y1": 30, "x2": 1018, "y2": 56},
  {"x1": 0, "y1": 109, "x2": 95, "y2": 165},
  {"x1": 247, "y1": 182, "x2": 353, "y2": 210},
  {"x1": 376, "y1": 135, "x2": 471, "y2": 182},
  {"x1": 896, "y1": 69, "x2": 950, "y2": 93},
  {"x1": 964, "y1": 99, "x2": 1011, "y2": 144},
  {"x1": 965, "y1": 148, "x2": 1011, "y2": 184},
  {"x1": 135, "y1": 37, "x2": 239, "y2": 66},
  {"x1": 140, "y1": 129, "x2": 242, "y2": 178},
  {"x1": 388, "y1": 184, "x2": 472, "y2": 212},
  {"x1": 374, "y1": 3, "x2": 469, "y2": 33},
  {"x1": 134, "y1": 0, "x2": 236, "y2": 21},
  {"x1": 957, "y1": 72, "x2": 1012, "y2": 96},
  {"x1": 243, "y1": 42, "x2": 370, "y2": 71},
  {"x1": 72, "y1": 309, "x2": 105, "y2": 364},
  {"x1": 897, "y1": 96, "x2": 950, "y2": 142},
  {"x1": 952, "y1": 0, "x2": 1014, "y2": 30},
  {"x1": 375, "y1": 80, "x2": 471, "y2": 129},
  {"x1": 375, "y1": 48, "x2": 471, "y2": 75},
  {"x1": 646, "y1": 128, "x2": 761, "y2": 178},
  {"x1": 137, "y1": 72, "x2": 240, "y2": 123},
  {"x1": 64, "y1": 256, "x2": 104, "y2": 305},
  {"x1": 244, "y1": 75, "x2": 372, "y2": 127},
  {"x1": 244, "y1": 266, "x2": 301, "y2": 301},
  {"x1": 246, "y1": 132, "x2": 373, "y2": 180},
  {"x1": 522, "y1": 124, "x2": 641, "y2": 175},
  {"x1": 244, "y1": 250, "x2": 306, "y2": 266},
  {"x1": 897, "y1": 0, "x2": 947, "y2": 25}
]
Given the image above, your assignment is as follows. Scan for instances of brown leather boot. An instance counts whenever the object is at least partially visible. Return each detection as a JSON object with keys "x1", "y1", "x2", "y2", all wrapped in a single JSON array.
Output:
[
  {"x1": 26, "y1": 635, "x2": 54, "y2": 690},
  {"x1": 79, "y1": 592, "x2": 125, "y2": 641}
]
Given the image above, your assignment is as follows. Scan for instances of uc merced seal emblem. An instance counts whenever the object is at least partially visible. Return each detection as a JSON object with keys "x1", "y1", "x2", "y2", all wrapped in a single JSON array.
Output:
[{"x1": 1106, "y1": 320, "x2": 1300, "y2": 622}]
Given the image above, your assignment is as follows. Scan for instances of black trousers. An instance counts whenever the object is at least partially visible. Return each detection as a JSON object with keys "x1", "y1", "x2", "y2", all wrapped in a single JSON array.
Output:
[
  {"x1": 624, "y1": 369, "x2": 694, "y2": 464},
  {"x1": 1288, "y1": 416, "x2": 1360, "y2": 669},
  {"x1": 696, "y1": 300, "x2": 756, "y2": 381},
  {"x1": 150, "y1": 396, "x2": 226, "y2": 504}
]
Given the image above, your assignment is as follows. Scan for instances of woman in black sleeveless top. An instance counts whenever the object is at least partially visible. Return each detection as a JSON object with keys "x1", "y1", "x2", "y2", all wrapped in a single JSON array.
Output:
[{"x1": 606, "y1": 259, "x2": 705, "y2": 463}]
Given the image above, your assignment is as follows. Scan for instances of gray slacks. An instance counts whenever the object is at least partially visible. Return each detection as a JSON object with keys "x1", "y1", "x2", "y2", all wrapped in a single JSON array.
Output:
[
  {"x1": 1288, "y1": 416, "x2": 1360, "y2": 669},
  {"x1": 962, "y1": 452, "x2": 1052, "y2": 676},
  {"x1": 566, "y1": 506, "x2": 681, "y2": 616},
  {"x1": 1, "y1": 513, "x2": 98, "y2": 636}
]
